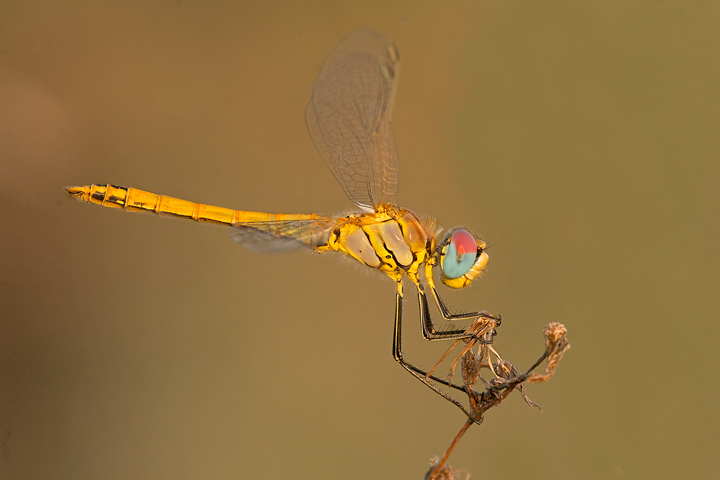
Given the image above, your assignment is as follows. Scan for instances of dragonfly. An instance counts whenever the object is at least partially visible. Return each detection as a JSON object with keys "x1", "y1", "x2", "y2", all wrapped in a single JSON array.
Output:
[{"x1": 66, "y1": 29, "x2": 500, "y2": 416}]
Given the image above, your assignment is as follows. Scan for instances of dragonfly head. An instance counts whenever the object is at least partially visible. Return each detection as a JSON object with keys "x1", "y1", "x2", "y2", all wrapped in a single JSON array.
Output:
[{"x1": 438, "y1": 228, "x2": 489, "y2": 289}]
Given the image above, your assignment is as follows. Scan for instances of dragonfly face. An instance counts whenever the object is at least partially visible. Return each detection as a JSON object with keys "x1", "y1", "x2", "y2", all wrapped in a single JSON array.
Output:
[
  {"x1": 66, "y1": 29, "x2": 500, "y2": 419},
  {"x1": 437, "y1": 228, "x2": 489, "y2": 289}
]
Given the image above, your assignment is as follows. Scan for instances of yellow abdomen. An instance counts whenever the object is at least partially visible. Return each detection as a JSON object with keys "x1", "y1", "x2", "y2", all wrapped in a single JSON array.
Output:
[{"x1": 65, "y1": 184, "x2": 322, "y2": 225}]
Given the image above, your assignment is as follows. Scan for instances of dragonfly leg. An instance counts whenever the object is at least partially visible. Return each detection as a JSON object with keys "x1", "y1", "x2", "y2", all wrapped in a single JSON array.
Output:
[
  {"x1": 417, "y1": 287, "x2": 498, "y2": 351},
  {"x1": 393, "y1": 280, "x2": 495, "y2": 422},
  {"x1": 418, "y1": 288, "x2": 486, "y2": 340},
  {"x1": 393, "y1": 280, "x2": 470, "y2": 400},
  {"x1": 424, "y1": 263, "x2": 501, "y2": 324}
]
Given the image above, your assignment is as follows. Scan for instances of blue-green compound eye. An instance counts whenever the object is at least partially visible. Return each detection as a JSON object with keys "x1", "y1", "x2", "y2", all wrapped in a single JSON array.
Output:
[{"x1": 441, "y1": 229, "x2": 477, "y2": 279}]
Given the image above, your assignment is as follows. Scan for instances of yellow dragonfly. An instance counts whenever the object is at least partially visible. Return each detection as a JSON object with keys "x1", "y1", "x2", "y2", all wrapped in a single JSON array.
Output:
[{"x1": 66, "y1": 29, "x2": 499, "y2": 417}]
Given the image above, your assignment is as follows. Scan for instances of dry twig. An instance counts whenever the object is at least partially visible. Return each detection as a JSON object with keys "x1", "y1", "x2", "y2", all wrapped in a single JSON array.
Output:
[{"x1": 424, "y1": 321, "x2": 570, "y2": 479}]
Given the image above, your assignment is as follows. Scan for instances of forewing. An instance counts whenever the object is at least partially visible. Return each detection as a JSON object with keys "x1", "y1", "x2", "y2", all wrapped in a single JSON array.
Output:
[
  {"x1": 306, "y1": 29, "x2": 401, "y2": 212},
  {"x1": 230, "y1": 218, "x2": 338, "y2": 253}
]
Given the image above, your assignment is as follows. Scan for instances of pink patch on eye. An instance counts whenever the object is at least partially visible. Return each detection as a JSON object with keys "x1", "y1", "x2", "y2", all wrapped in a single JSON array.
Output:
[{"x1": 451, "y1": 230, "x2": 476, "y2": 256}]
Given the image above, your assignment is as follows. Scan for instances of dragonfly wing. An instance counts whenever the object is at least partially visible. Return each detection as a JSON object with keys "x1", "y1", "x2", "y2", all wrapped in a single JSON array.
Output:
[
  {"x1": 306, "y1": 29, "x2": 401, "y2": 212},
  {"x1": 230, "y1": 218, "x2": 339, "y2": 253}
]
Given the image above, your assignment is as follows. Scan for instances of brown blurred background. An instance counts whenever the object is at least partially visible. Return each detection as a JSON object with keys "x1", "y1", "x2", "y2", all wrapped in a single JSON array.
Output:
[{"x1": 2, "y1": 1, "x2": 719, "y2": 479}]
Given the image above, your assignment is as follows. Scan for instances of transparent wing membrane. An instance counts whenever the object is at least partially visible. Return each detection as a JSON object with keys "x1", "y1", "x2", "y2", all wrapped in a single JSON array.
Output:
[
  {"x1": 230, "y1": 218, "x2": 338, "y2": 253},
  {"x1": 306, "y1": 29, "x2": 401, "y2": 212}
]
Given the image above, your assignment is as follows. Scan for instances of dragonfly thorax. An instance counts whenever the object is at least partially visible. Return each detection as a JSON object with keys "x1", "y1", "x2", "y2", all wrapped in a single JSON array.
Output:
[{"x1": 328, "y1": 207, "x2": 430, "y2": 281}]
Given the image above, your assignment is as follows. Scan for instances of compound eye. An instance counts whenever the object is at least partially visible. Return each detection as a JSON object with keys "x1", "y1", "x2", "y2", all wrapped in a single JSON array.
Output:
[{"x1": 441, "y1": 229, "x2": 478, "y2": 279}]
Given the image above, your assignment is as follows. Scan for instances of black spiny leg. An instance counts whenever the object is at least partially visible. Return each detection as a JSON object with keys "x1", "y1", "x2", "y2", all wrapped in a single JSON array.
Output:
[
  {"x1": 392, "y1": 280, "x2": 477, "y2": 419},
  {"x1": 424, "y1": 263, "x2": 502, "y2": 325},
  {"x1": 416, "y1": 285, "x2": 497, "y2": 343}
]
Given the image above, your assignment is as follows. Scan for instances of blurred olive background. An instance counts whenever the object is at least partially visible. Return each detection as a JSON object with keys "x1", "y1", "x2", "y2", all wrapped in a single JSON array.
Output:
[{"x1": 2, "y1": 1, "x2": 719, "y2": 479}]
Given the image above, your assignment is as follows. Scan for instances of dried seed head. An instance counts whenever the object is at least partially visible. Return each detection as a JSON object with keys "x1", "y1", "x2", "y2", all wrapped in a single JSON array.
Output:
[
  {"x1": 461, "y1": 350, "x2": 480, "y2": 387},
  {"x1": 544, "y1": 322, "x2": 568, "y2": 354}
]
